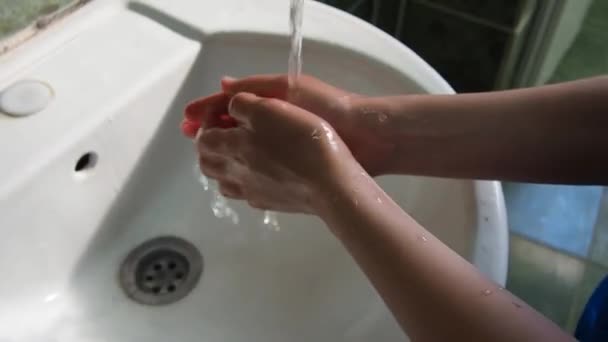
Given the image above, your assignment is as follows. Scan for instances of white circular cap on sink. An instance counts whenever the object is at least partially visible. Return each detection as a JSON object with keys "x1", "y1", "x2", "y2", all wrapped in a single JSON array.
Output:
[{"x1": 0, "y1": 80, "x2": 54, "y2": 117}]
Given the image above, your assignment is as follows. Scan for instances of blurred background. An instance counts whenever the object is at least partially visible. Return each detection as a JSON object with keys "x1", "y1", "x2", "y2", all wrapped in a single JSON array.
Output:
[{"x1": 1, "y1": 0, "x2": 607, "y2": 333}]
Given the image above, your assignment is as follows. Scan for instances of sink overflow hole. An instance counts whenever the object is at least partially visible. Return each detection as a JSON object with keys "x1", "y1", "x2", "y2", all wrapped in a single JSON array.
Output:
[{"x1": 75, "y1": 152, "x2": 97, "y2": 173}]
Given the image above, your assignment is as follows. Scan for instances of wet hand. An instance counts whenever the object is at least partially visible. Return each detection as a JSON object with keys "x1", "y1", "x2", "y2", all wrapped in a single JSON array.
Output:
[
  {"x1": 190, "y1": 92, "x2": 356, "y2": 214},
  {"x1": 183, "y1": 74, "x2": 394, "y2": 176}
]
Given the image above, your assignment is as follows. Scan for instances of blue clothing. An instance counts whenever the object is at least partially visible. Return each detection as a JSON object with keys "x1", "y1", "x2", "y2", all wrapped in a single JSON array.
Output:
[{"x1": 576, "y1": 275, "x2": 608, "y2": 342}]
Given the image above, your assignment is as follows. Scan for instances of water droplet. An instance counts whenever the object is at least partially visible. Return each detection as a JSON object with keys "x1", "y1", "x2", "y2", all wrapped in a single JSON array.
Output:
[
  {"x1": 44, "y1": 293, "x2": 59, "y2": 303},
  {"x1": 335, "y1": 95, "x2": 352, "y2": 110},
  {"x1": 193, "y1": 163, "x2": 210, "y2": 191},
  {"x1": 418, "y1": 235, "x2": 428, "y2": 243},
  {"x1": 227, "y1": 207, "x2": 240, "y2": 225},
  {"x1": 377, "y1": 197, "x2": 383, "y2": 204},
  {"x1": 199, "y1": 175, "x2": 209, "y2": 191},
  {"x1": 482, "y1": 289, "x2": 493, "y2": 296},
  {"x1": 263, "y1": 212, "x2": 272, "y2": 224},
  {"x1": 311, "y1": 128, "x2": 321, "y2": 140},
  {"x1": 360, "y1": 107, "x2": 389, "y2": 125},
  {"x1": 195, "y1": 161, "x2": 239, "y2": 224},
  {"x1": 263, "y1": 211, "x2": 280, "y2": 231},
  {"x1": 210, "y1": 189, "x2": 239, "y2": 224},
  {"x1": 211, "y1": 192, "x2": 226, "y2": 218},
  {"x1": 320, "y1": 122, "x2": 339, "y2": 151}
]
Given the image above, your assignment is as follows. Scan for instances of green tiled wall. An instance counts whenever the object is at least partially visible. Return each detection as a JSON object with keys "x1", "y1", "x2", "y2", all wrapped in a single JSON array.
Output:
[
  {"x1": 508, "y1": 235, "x2": 583, "y2": 327},
  {"x1": 551, "y1": 0, "x2": 608, "y2": 83},
  {"x1": 591, "y1": 190, "x2": 608, "y2": 267},
  {"x1": 0, "y1": 0, "x2": 74, "y2": 41},
  {"x1": 507, "y1": 235, "x2": 608, "y2": 331},
  {"x1": 566, "y1": 262, "x2": 608, "y2": 331},
  {"x1": 506, "y1": 0, "x2": 608, "y2": 331}
]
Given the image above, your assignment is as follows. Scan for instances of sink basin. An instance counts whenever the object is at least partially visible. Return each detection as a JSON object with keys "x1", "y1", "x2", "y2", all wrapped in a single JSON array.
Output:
[{"x1": 0, "y1": 1, "x2": 508, "y2": 341}]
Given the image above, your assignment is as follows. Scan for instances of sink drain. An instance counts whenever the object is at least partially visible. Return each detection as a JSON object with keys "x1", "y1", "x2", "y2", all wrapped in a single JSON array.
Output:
[{"x1": 119, "y1": 236, "x2": 203, "y2": 305}]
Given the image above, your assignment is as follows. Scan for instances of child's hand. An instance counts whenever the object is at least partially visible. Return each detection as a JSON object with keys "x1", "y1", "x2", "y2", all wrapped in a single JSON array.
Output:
[
  {"x1": 193, "y1": 92, "x2": 357, "y2": 214},
  {"x1": 183, "y1": 74, "x2": 394, "y2": 176}
]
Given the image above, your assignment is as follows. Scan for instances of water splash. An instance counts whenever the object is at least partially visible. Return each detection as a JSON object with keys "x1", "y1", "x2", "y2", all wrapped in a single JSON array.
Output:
[
  {"x1": 197, "y1": 171, "x2": 209, "y2": 191},
  {"x1": 211, "y1": 189, "x2": 240, "y2": 225},
  {"x1": 194, "y1": 163, "x2": 239, "y2": 225},
  {"x1": 195, "y1": 163, "x2": 280, "y2": 230},
  {"x1": 288, "y1": 0, "x2": 304, "y2": 90},
  {"x1": 257, "y1": 0, "x2": 304, "y2": 232},
  {"x1": 263, "y1": 211, "x2": 281, "y2": 231},
  {"x1": 190, "y1": 1, "x2": 305, "y2": 231}
]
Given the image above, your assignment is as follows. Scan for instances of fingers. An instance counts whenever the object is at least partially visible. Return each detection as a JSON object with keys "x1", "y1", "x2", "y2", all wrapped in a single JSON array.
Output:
[
  {"x1": 218, "y1": 181, "x2": 244, "y2": 199},
  {"x1": 229, "y1": 92, "x2": 302, "y2": 127},
  {"x1": 184, "y1": 92, "x2": 234, "y2": 132},
  {"x1": 222, "y1": 74, "x2": 289, "y2": 99},
  {"x1": 181, "y1": 118, "x2": 201, "y2": 138},
  {"x1": 198, "y1": 152, "x2": 227, "y2": 179},
  {"x1": 185, "y1": 92, "x2": 230, "y2": 121},
  {"x1": 228, "y1": 92, "x2": 258, "y2": 125},
  {"x1": 247, "y1": 199, "x2": 270, "y2": 211},
  {"x1": 198, "y1": 153, "x2": 244, "y2": 199},
  {"x1": 197, "y1": 127, "x2": 246, "y2": 157}
]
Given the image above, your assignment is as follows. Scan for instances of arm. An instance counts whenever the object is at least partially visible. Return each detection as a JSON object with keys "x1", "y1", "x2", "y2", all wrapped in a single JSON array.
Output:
[
  {"x1": 184, "y1": 92, "x2": 574, "y2": 341},
  {"x1": 211, "y1": 74, "x2": 608, "y2": 185},
  {"x1": 316, "y1": 158, "x2": 573, "y2": 341},
  {"x1": 358, "y1": 76, "x2": 608, "y2": 184}
]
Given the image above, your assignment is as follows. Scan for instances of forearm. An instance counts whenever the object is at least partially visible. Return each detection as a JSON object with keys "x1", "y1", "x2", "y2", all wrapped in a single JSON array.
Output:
[
  {"x1": 359, "y1": 76, "x2": 608, "y2": 184},
  {"x1": 316, "y1": 164, "x2": 572, "y2": 341}
]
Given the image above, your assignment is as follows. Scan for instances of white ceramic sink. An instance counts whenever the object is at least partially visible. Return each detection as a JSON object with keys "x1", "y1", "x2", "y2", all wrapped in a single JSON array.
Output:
[{"x1": 0, "y1": 1, "x2": 508, "y2": 341}]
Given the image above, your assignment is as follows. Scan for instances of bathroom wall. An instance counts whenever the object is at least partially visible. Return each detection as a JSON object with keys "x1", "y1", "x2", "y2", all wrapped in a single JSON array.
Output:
[
  {"x1": 320, "y1": 0, "x2": 536, "y2": 92},
  {"x1": 0, "y1": 0, "x2": 74, "y2": 40},
  {"x1": 504, "y1": 0, "x2": 608, "y2": 331},
  {"x1": 529, "y1": 0, "x2": 593, "y2": 86}
]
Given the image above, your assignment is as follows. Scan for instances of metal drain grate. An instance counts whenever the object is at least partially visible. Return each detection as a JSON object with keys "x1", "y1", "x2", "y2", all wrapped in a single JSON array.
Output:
[{"x1": 119, "y1": 236, "x2": 203, "y2": 305}]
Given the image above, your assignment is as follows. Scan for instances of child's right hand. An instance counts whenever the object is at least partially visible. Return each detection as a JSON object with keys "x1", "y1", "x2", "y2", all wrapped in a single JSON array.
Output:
[
  {"x1": 183, "y1": 74, "x2": 397, "y2": 176},
  {"x1": 218, "y1": 74, "x2": 396, "y2": 176}
]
